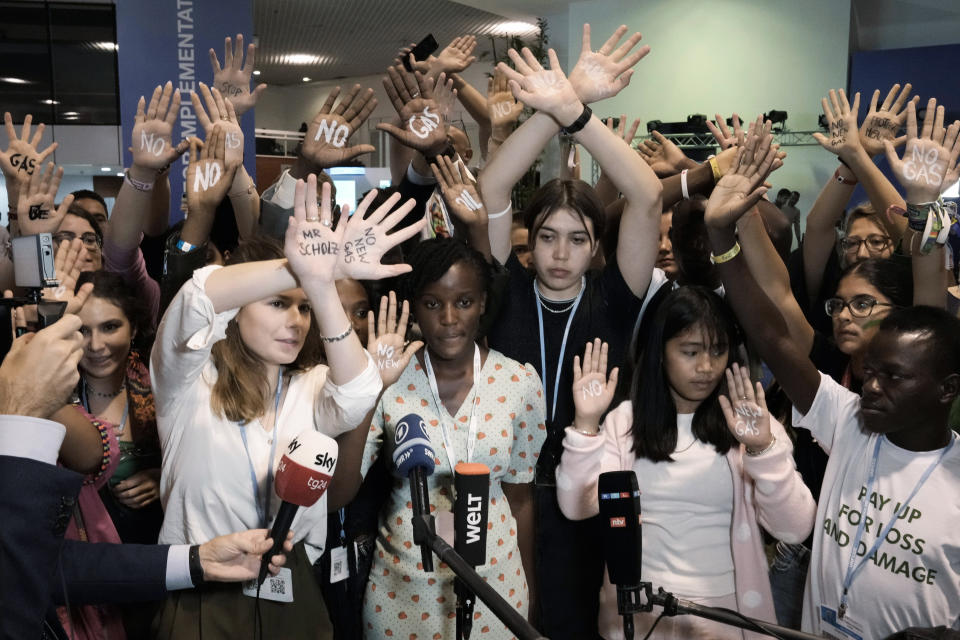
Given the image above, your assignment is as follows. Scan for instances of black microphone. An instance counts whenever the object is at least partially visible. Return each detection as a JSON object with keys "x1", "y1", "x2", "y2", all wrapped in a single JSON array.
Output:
[
  {"x1": 454, "y1": 462, "x2": 490, "y2": 640},
  {"x1": 392, "y1": 413, "x2": 436, "y2": 572},
  {"x1": 257, "y1": 430, "x2": 338, "y2": 584},
  {"x1": 598, "y1": 470, "x2": 643, "y2": 640}
]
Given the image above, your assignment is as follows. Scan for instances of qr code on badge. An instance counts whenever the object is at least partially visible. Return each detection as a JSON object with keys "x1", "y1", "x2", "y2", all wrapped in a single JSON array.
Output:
[
  {"x1": 269, "y1": 578, "x2": 286, "y2": 595},
  {"x1": 333, "y1": 559, "x2": 343, "y2": 575}
]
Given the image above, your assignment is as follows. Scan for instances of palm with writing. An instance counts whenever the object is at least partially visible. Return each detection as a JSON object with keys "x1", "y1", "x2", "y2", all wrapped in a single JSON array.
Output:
[
  {"x1": 718, "y1": 363, "x2": 773, "y2": 452},
  {"x1": 285, "y1": 177, "x2": 347, "y2": 285},
  {"x1": 131, "y1": 82, "x2": 181, "y2": 171},
  {"x1": 706, "y1": 113, "x2": 744, "y2": 150},
  {"x1": 17, "y1": 162, "x2": 73, "y2": 236},
  {"x1": 186, "y1": 127, "x2": 238, "y2": 216},
  {"x1": 638, "y1": 130, "x2": 696, "y2": 176},
  {"x1": 378, "y1": 66, "x2": 448, "y2": 156},
  {"x1": 571, "y1": 339, "x2": 618, "y2": 435},
  {"x1": 209, "y1": 34, "x2": 267, "y2": 117},
  {"x1": 704, "y1": 119, "x2": 782, "y2": 230},
  {"x1": 367, "y1": 291, "x2": 423, "y2": 388},
  {"x1": 42, "y1": 238, "x2": 94, "y2": 315},
  {"x1": 192, "y1": 82, "x2": 244, "y2": 168},
  {"x1": 860, "y1": 83, "x2": 916, "y2": 158},
  {"x1": 885, "y1": 98, "x2": 960, "y2": 204},
  {"x1": 302, "y1": 84, "x2": 377, "y2": 169},
  {"x1": 567, "y1": 23, "x2": 650, "y2": 105},
  {"x1": 487, "y1": 68, "x2": 524, "y2": 131},
  {"x1": 431, "y1": 155, "x2": 486, "y2": 230},
  {"x1": 812, "y1": 89, "x2": 863, "y2": 162},
  {"x1": 335, "y1": 188, "x2": 425, "y2": 281},
  {"x1": 1, "y1": 112, "x2": 58, "y2": 187},
  {"x1": 497, "y1": 48, "x2": 583, "y2": 126}
]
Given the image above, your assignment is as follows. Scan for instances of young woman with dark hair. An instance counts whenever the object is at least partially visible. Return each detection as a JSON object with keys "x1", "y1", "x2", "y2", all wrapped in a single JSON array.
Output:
[
  {"x1": 556, "y1": 288, "x2": 815, "y2": 639},
  {"x1": 359, "y1": 236, "x2": 547, "y2": 638}
]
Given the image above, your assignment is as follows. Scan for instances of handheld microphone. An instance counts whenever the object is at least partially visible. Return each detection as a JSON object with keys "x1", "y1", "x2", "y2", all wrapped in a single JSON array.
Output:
[
  {"x1": 392, "y1": 413, "x2": 436, "y2": 572},
  {"x1": 598, "y1": 470, "x2": 643, "y2": 640},
  {"x1": 257, "y1": 430, "x2": 338, "y2": 584},
  {"x1": 454, "y1": 462, "x2": 490, "y2": 640}
]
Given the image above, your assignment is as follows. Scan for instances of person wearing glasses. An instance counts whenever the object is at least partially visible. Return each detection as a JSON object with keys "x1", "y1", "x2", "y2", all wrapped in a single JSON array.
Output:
[{"x1": 54, "y1": 204, "x2": 104, "y2": 273}]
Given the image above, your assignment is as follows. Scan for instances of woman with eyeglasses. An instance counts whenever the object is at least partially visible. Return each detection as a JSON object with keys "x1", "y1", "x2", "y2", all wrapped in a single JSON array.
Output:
[{"x1": 54, "y1": 204, "x2": 104, "y2": 273}]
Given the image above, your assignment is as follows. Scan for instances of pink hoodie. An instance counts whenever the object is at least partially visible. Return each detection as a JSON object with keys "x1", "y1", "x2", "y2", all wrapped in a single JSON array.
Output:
[{"x1": 556, "y1": 400, "x2": 815, "y2": 640}]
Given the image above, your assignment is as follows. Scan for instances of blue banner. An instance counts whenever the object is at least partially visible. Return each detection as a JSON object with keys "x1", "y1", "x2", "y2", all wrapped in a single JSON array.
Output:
[{"x1": 116, "y1": 0, "x2": 254, "y2": 223}]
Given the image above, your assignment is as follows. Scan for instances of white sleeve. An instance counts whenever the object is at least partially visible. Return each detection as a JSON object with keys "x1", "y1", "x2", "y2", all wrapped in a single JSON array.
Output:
[
  {"x1": 314, "y1": 351, "x2": 383, "y2": 438},
  {"x1": 151, "y1": 265, "x2": 239, "y2": 419},
  {"x1": 0, "y1": 416, "x2": 65, "y2": 464},
  {"x1": 791, "y1": 371, "x2": 863, "y2": 455}
]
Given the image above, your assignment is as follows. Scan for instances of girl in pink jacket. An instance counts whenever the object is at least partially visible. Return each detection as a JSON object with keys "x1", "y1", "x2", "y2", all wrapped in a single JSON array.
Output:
[{"x1": 556, "y1": 287, "x2": 815, "y2": 639}]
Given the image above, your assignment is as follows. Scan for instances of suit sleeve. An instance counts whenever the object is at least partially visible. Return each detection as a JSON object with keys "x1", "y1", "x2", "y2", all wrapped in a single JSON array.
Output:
[{"x1": 52, "y1": 541, "x2": 170, "y2": 605}]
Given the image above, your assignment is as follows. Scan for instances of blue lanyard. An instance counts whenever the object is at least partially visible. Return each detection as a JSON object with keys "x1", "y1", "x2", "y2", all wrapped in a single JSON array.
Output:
[
  {"x1": 839, "y1": 434, "x2": 954, "y2": 619},
  {"x1": 238, "y1": 370, "x2": 285, "y2": 529},
  {"x1": 534, "y1": 277, "x2": 585, "y2": 422}
]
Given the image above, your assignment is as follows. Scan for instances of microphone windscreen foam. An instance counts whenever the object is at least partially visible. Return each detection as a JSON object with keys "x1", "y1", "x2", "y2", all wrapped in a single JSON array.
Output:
[
  {"x1": 454, "y1": 462, "x2": 490, "y2": 566},
  {"x1": 273, "y1": 430, "x2": 339, "y2": 507},
  {"x1": 393, "y1": 413, "x2": 436, "y2": 477},
  {"x1": 598, "y1": 470, "x2": 642, "y2": 586}
]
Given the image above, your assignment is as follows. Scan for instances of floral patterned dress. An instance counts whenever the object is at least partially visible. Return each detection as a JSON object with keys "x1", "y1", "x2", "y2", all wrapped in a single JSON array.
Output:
[{"x1": 361, "y1": 348, "x2": 546, "y2": 638}]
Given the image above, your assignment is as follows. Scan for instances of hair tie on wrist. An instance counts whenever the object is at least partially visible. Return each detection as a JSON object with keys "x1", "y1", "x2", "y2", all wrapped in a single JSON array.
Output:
[{"x1": 680, "y1": 169, "x2": 690, "y2": 200}]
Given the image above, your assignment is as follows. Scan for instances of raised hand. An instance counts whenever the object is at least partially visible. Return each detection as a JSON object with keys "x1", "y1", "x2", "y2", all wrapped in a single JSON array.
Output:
[
  {"x1": 812, "y1": 89, "x2": 863, "y2": 161},
  {"x1": 704, "y1": 118, "x2": 783, "y2": 229},
  {"x1": 186, "y1": 126, "x2": 238, "y2": 214},
  {"x1": 430, "y1": 155, "x2": 486, "y2": 229},
  {"x1": 209, "y1": 34, "x2": 267, "y2": 117},
  {"x1": 42, "y1": 238, "x2": 94, "y2": 314},
  {"x1": 131, "y1": 81, "x2": 182, "y2": 170},
  {"x1": 706, "y1": 113, "x2": 744, "y2": 150},
  {"x1": 884, "y1": 98, "x2": 960, "y2": 204},
  {"x1": 571, "y1": 339, "x2": 619, "y2": 435},
  {"x1": 301, "y1": 84, "x2": 378, "y2": 168},
  {"x1": 17, "y1": 162, "x2": 74, "y2": 236},
  {"x1": 567, "y1": 24, "x2": 649, "y2": 104},
  {"x1": 336, "y1": 187, "x2": 425, "y2": 281},
  {"x1": 718, "y1": 363, "x2": 773, "y2": 453},
  {"x1": 285, "y1": 176, "x2": 346, "y2": 285},
  {"x1": 638, "y1": 130, "x2": 696, "y2": 177},
  {"x1": 487, "y1": 67, "x2": 524, "y2": 130},
  {"x1": 431, "y1": 35, "x2": 477, "y2": 75},
  {"x1": 860, "y1": 82, "x2": 916, "y2": 157},
  {"x1": 497, "y1": 48, "x2": 583, "y2": 126},
  {"x1": 1, "y1": 112, "x2": 58, "y2": 183},
  {"x1": 367, "y1": 291, "x2": 423, "y2": 388},
  {"x1": 432, "y1": 72, "x2": 457, "y2": 121},
  {"x1": 605, "y1": 114, "x2": 641, "y2": 148},
  {"x1": 377, "y1": 67, "x2": 448, "y2": 155},
  {"x1": 191, "y1": 82, "x2": 244, "y2": 167}
]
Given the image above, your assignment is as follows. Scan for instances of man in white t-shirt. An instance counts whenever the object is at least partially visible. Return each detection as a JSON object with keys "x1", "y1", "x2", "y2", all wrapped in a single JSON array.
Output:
[{"x1": 787, "y1": 308, "x2": 960, "y2": 639}]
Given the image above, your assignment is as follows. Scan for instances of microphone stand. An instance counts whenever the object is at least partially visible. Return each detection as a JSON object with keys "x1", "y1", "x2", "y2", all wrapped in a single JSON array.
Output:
[
  {"x1": 412, "y1": 514, "x2": 547, "y2": 640},
  {"x1": 617, "y1": 583, "x2": 822, "y2": 640},
  {"x1": 455, "y1": 577, "x2": 475, "y2": 640}
]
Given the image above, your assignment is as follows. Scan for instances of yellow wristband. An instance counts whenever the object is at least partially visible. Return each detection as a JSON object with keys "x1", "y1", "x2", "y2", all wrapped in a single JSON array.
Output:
[
  {"x1": 710, "y1": 241, "x2": 741, "y2": 264},
  {"x1": 709, "y1": 157, "x2": 722, "y2": 183}
]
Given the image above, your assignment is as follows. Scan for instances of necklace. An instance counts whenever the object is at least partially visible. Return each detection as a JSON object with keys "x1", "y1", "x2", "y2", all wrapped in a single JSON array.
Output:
[
  {"x1": 88, "y1": 382, "x2": 126, "y2": 399},
  {"x1": 534, "y1": 276, "x2": 585, "y2": 314}
]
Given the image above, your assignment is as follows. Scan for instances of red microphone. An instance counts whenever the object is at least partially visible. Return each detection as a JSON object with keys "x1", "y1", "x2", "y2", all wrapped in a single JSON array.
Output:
[{"x1": 258, "y1": 430, "x2": 338, "y2": 584}]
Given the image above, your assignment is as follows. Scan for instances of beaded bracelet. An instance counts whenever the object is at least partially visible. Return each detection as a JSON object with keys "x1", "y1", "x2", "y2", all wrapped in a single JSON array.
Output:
[
  {"x1": 321, "y1": 324, "x2": 354, "y2": 343},
  {"x1": 745, "y1": 435, "x2": 777, "y2": 457}
]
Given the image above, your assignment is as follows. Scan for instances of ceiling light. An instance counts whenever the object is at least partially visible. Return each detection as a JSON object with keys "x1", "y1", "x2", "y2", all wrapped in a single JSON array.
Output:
[
  {"x1": 302, "y1": 77, "x2": 311, "y2": 82},
  {"x1": 0, "y1": 77, "x2": 29, "y2": 85},
  {"x1": 62, "y1": 115, "x2": 78, "y2": 120},
  {"x1": 100, "y1": 167, "x2": 111, "y2": 172},
  {"x1": 282, "y1": 53, "x2": 322, "y2": 65},
  {"x1": 253, "y1": 70, "x2": 261, "y2": 75},
  {"x1": 61, "y1": 111, "x2": 79, "y2": 116},
  {"x1": 41, "y1": 99, "x2": 59, "y2": 105},
  {"x1": 492, "y1": 21, "x2": 539, "y2": 36},
  {"x1": 116, "y1": 172, "x2": 125, "y2": 177},
  {"x1": 93, "y1": 41, "x2": 118, "y2": 51}
]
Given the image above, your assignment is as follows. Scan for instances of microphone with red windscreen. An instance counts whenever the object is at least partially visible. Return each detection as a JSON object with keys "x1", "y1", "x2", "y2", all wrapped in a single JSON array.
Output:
[{"x1": 257, "y1": 430, "x2": 339, "y2": 584}]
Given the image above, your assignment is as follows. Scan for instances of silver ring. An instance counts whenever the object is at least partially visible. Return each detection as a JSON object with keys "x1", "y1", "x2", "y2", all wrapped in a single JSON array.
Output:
[
  {"x1": 306, "y1": 216, "x2": 319, "y2": 222},
  {"x1": 411, "y1": 91, "x2": 420, "y2": 98},
  {"x1": 321, "y1": 219, "x2": 332, "y2": 227}
]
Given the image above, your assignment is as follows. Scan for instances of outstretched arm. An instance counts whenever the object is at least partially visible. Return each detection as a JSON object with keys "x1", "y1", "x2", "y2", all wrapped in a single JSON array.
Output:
[{"x1": 704, "y1": 127, "x2": 821, "y2": 413}]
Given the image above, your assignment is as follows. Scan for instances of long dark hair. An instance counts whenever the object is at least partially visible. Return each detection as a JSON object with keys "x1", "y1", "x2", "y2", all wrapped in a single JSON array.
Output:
[
  {"x1": 630, "y1": 286, "x2": 741, "y2": 462},
  {"x1": 837, "y1": 257, "x2": 912, "y2": 307}
]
